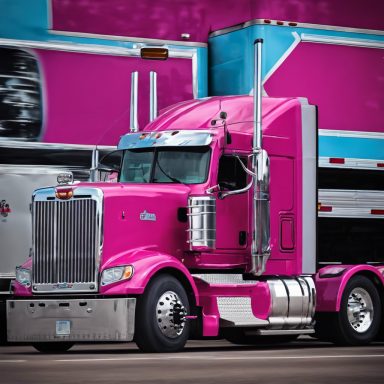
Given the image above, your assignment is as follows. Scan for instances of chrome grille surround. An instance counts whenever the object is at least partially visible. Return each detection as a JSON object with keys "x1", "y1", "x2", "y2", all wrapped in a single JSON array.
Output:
[{"x1": 31, "y1": 187, "x2": 103, "y2": 293}]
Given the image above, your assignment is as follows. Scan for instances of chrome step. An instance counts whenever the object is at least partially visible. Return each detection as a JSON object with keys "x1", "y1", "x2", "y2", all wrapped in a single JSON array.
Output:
[
  {"x1": 193, "y1": 274, "x2": 257, "y2": 285},
  {"x1": 217, "y1": 297, "x2": 269, "y2": 327},
  {"x1": 249, "y1": 328, "x2": 315, "y2": 336}
]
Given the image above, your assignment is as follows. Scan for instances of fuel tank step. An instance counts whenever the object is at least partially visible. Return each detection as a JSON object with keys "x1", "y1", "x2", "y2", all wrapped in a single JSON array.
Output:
[{"x1": 217, "y1": 297, "x2": 269, "y2": 327}]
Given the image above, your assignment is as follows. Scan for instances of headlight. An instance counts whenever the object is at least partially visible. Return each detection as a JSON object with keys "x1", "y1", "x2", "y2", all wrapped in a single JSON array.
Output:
[
  {"x1": 15, "y1": 267, "x2": 31, "y2": 287},
  {"x1": 101, "y1": 265, "x2": 134, "y2": 286}
]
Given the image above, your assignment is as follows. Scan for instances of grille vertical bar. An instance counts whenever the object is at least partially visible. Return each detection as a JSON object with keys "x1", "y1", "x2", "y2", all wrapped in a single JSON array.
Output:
[{"x1": 32, "y1": 198, "x2": 99, "y2": 291}]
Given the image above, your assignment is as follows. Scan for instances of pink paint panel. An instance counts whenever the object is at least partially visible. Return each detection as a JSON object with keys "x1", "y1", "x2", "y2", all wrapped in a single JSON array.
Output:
[
  {"x1": 51, "y1": 1, "x2": 384, "y2": 43},
  {"x1": 36, "y1": 49, "x2": 193, "y2": 145},
  {"x1": 315, "y1": 265, "x2": 384, "y2": 312},
  {"x1": 265, "y1": 43, "x2": 384, "y2": 133},
  {"x1": 51, "y1": 0, "x2": 250, "y2": 43}
]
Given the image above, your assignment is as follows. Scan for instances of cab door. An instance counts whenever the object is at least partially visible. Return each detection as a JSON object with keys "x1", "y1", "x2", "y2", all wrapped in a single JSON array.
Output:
[{"x1": 215, "y1": 155, "x2": 249, "y2": 250}]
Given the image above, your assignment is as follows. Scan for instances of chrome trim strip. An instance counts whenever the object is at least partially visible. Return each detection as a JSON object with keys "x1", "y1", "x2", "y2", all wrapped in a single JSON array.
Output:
[
  {"x1": 300, "y1": 99, "x2": 317, "y2": 275},
  {"x1": 0, "y1": 38, "x2": 199, "y2": 58},
  {"x1": 49, "y1": 29, "x2": 208, "y2": 48},
  {"x1": 319, "y1": 129, "x2": 384, "y2": 139},
  {"x1": 319, "y1": 157, "x2": 384, "y2": 170},
  {"x1": 253, "y1": 328, "x2": 314, "y2": 336},
  {"x1": 318, "y1": 189, "x2": 384, "y2": 219},
  {"x1": 209, "y1": 18, "x2": 384, "y2": 38},
  {"x1": 301, "y1": 34, "x2": 384, "y2": 49},
  {"x1": 0, "y1": 140, "x2": 115, "y2": 151}
]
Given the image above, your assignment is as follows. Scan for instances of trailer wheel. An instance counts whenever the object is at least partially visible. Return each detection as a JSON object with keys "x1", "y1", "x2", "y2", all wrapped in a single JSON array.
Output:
[
  {"x1": 32, "y1": 342, "x2": 74, "y2": 353},
  {"x1": 334, "y1": 275, "x2": 381, "y2": 345},
  {"x1": 135, "y1": 274, "x2": 190, "y2": 353}
]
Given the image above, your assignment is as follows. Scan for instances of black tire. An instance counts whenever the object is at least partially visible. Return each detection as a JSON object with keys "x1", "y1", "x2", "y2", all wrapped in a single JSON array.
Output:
[
  {"x1": 224, "y1": 328, "x2": 298, "y2": 345},
  {"x1": 32, "y1": 342, "x2": 74, "y2": 353},
  {"x1": 135, "y1": 274, "x2": 190, "y2": 353},
  {"x1": 332, "y1": 275, "x2": 381, "y2": 345}
]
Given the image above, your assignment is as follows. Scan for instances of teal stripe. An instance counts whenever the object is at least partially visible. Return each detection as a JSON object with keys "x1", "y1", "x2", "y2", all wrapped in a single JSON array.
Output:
[{"x1": 319, "y1": 136, "x2": 384, "y2": 160}]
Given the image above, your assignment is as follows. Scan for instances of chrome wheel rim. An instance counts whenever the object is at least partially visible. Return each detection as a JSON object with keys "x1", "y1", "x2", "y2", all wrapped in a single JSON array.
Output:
[
  {"x1": 347, "y1": 287, "x2": 374, "y2": 333},
  {"x1": 156, "y1": 291, "x2": 187, "y2": 338}
]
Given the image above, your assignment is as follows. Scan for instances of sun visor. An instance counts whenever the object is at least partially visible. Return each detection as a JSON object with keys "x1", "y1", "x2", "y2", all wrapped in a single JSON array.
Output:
[{"x1": 118, "y1": 130, "x2": 214, "y2": 149}]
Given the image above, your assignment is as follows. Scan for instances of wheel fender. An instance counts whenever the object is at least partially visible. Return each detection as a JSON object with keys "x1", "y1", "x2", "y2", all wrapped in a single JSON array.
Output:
[
  {"x1": 99, "y1": 249, "x2": 199, "y2": 305},
  {"x1": 315, "y1": 265, "x2": 384, "y2": 312}
]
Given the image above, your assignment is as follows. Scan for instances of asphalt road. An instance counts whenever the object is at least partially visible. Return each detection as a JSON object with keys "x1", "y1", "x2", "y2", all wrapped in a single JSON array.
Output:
[{"x1": 1, "y1": 337, "x2": 384, "y2": 384}]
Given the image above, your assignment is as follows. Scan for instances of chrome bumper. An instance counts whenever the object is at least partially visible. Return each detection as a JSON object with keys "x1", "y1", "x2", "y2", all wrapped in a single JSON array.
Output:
[{"x1": 7, "y1": 298, "x2": 136, "y2": 342}]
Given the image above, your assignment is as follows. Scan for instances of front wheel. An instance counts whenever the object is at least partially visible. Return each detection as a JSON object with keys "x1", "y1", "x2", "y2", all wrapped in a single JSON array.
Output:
[
  {"x1": 134, "y1": 274, "x2": 190, "y2": 353},
  {"x1": 333, "y1": 275, "x2": 381, "y2": 345}
]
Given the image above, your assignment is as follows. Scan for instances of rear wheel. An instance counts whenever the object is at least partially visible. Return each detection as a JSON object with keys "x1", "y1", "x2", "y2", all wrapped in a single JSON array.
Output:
[
  {"x1": 32, "y1": 342, "x2": 74, "y2": 353},
  {"x1": 135, "y1": 274, "x2": 190, "y2": 353},
  {"x1": 330, "y1": 276, "x2": 381, "y2": 345}
]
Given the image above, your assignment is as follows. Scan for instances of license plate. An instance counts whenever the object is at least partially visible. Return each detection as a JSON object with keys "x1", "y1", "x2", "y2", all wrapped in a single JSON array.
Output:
[{"x1": 56, "y1": 320, "x2": 71, "y2": 336}]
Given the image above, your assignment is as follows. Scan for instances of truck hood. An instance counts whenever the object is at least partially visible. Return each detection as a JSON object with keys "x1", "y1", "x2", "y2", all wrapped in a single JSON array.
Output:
[{"x1": 87, "y1": 183, "x2": 191, "y2": 264}]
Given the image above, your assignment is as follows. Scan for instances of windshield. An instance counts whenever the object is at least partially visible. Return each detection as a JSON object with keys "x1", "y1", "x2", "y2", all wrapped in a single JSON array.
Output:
[{"x1": 119, "y1": 147, "x2": 211, "y2": 184}]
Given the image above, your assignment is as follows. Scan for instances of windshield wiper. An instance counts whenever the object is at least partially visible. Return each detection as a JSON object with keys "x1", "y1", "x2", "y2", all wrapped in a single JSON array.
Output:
[{"x1": 154, "y1": 157, "x2": 182, "y2": 183}]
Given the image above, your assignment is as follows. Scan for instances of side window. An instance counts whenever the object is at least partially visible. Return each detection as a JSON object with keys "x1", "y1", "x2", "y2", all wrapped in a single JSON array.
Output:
[
  {"x1": 217, "y1": 156, "x2": 247, "y2": 190},
  {"x1": 0, "y1": 48, "x2": 41, "y2": 139}
]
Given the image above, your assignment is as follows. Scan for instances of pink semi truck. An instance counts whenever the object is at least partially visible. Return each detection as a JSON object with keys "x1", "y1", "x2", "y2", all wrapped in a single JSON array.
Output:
[{"x1": 6, "y1": 40, "x2": 384, "y2": 352}]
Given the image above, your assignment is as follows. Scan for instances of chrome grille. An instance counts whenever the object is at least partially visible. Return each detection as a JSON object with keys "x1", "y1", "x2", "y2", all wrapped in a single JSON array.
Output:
[{"x1": 32, "y1": 194, "x2": 101, "y2": 293}]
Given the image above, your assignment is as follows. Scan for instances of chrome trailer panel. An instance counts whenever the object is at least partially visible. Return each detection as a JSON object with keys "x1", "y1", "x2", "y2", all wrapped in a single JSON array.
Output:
[{"x1": 7, "y1": 298, "x2": 136, "y2": 342}]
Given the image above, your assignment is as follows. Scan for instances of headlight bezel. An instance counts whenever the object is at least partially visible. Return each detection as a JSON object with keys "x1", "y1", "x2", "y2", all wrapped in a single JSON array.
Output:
[
  {"x1": 15, "y1": 267, "x2": 31, "y2": 287},
  {"x1": 100, "y1": 265, "x2": 134, "y2": 286}
]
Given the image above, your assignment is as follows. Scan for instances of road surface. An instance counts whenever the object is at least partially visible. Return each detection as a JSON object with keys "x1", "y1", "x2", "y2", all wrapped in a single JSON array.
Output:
[{"x1": 1, "y1": 337, "x2": 383, "y2": 383}]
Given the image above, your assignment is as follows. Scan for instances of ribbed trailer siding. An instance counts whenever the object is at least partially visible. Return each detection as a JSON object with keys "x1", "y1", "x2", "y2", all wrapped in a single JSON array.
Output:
[{"x1": 32, "y1": 198, "x2": 99, "y2": 292}]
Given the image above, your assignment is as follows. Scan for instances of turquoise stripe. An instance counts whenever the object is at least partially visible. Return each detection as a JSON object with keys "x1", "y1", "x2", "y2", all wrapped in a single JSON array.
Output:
[
  {"x1": 319, "y1": 136, "x2": 384, "y2": 160},
  {"x1": 209, "y1": 24, "x2": 384, "y2": 95}
]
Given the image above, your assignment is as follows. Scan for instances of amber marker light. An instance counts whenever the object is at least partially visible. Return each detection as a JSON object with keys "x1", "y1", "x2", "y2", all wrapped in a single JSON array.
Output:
[
  {"x1": 122, "y1": 265, "x2": 134, "y2": 280},
  {"x1": 140, "y1": 47, "x2": 169, "y2": 60},
  {"x1": 55, "y1": 187, "x2": 74, "y2": 200}
]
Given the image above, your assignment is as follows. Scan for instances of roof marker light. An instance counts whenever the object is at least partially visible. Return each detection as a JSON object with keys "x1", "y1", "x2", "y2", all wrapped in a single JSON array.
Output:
[{"x1": 140, "y1": 47, "x2": 169, "y2": 60}]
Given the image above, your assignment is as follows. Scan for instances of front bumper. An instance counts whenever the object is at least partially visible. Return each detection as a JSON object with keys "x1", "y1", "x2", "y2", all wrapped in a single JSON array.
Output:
[{"x1": 7, "y1": 298, "x2": 136, "y2": 342}]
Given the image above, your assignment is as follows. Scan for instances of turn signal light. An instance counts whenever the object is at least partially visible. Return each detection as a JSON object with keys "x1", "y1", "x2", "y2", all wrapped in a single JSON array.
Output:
[
  {"x1": 140, "y1": 47, "x2": 169, "y2": 60},
  {"x1": 55, "y1": 187, "x2": 74, "y2": 200}
]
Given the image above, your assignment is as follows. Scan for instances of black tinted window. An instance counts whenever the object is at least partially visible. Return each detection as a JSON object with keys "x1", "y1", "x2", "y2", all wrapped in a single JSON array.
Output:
[{"x1": 218, "y1": 156, "x2": 247, "y2": 190}]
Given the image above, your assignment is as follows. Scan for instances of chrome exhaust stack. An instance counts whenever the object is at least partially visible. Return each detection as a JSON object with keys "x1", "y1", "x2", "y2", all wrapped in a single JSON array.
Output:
[
  {"x1": 250, "y1": 38, "x2": 271, "y2": 276},
  {"x1": 130, "y1": 71, "x2": 139, "y2": 133},
  {"x1": 149, "y1": 71, "x2": 158, "y2": 122},
  {"x1": 89, "y1": 146, "x2": 99, "y2": 182}
]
